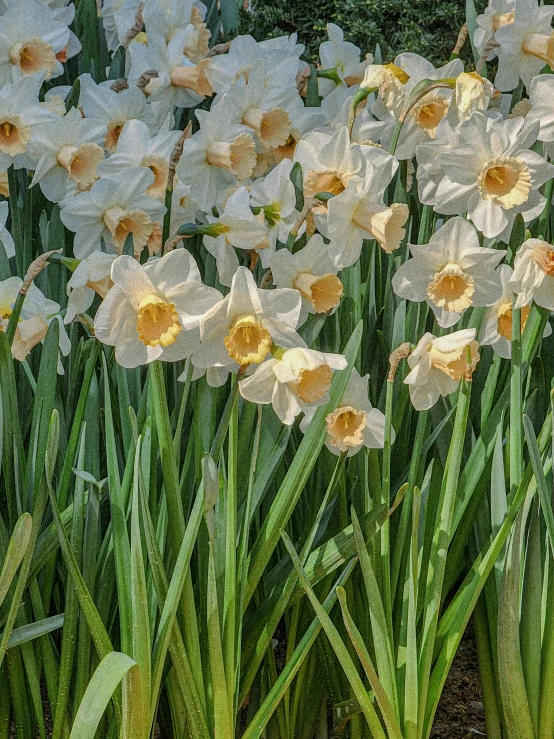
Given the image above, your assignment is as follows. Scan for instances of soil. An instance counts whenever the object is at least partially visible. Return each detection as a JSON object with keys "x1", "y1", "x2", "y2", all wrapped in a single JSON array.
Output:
[{"x1": 431, "y1": 624, "x2": 487, "y2": 739}]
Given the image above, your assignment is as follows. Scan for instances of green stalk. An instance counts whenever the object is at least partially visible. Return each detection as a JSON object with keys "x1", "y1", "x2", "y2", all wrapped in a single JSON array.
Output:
[
  {"x1": 224, "y1": 376, "x2": 239, "y2": 715},
  {"x1": 418, "y1": 377, "x2": 472, "y2": 733},
  {"x1": 380, "y1": 377, "x2": 394, "y2": 638},
  {"x1": 389, "y1": 119, "x2": 404, "y2": 157},
  {"x1": 510, "y1": 302, "x2": 523, "y2": 495}
]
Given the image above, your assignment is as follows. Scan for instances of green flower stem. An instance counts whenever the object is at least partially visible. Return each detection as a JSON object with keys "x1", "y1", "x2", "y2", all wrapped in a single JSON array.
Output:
[
  {"x1": 418, "y1": 376, "x2": 472, "y2": 733},
  {"x1": 510, "y1": 302, "x2": 523, "y2": 495},
  {"x1": 380, "y1": 377, "x2": 395, "y2": 637},
  {"x1": 389, "y1": 119, "x2": 404, "y2": 157}
]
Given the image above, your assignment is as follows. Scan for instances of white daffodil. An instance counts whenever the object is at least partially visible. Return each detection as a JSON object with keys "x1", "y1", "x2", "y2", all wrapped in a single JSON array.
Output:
[
  {"x1": 366, "y1": 54, "x2": 464, "y2": 160},
  {"x1": 127, "y1": 28, "x2": 214, "y2": 120},
  {"x1": 494, "y1": 0, "x2": 554, "y2": 91},
  {"x1": 249, "y1": 158, "x2": 299, "y2": 257},
  {"x1": 65, "y1": 251, "x2": 117, "y2": 324},
  {"x1": 404, "y1": 329, "x2": 480, "y2": 411},
  {"x1": 323, "y1": 149, "x2": 408, "y2": 268},
  {"x1": 0, "y1": 276, "x2": 70, "y2": 370},
  {"x1": 143, "y1": 0, "x2": 210, "y2": 62},
  {"x1": 317, "y1": 23, "x2": 372, "y2": 97},
  {"x1": 301, "y1": 368, "x2": 390, "y2": 456},
  {"x1": 480, "y1": 263, "x2": 551, "y2": 357},
  {"x1": 94, "y1": 250, "x2": 222, "y2": 368},
  {"x1": 101, "y1": 0, "x2": 142, "y2": 52},
  {"x1": 270, "y1": 234, "x2": 343, "y2": 323},
  {"x1": 59, "y1": 169, "x2": 166, "y2": 258},
  {"x1": 0, "y1": 72, "x2": 57, "y2": 171},
  {"x1": 27, "y1": 107, "x2": 106, "y2": 202},
  {"x1": 203, "y1": 186, "x2": 269, "y2": 287},
  {"x1": 211, "y1": 63, "x2": 292, "y2": 153},
  {"x1": 79, "y1": 74, "x2": 155, "y2": 153},
  {"x1": 293, "y1": 126, "x2": 368, "y2": 200},
  {"x1": 392, "y1": 217, "x2": 506, "y2": 328},
  {"x1": 239, "y1": 346, "x2": 347, "y2": 424},
  {"x1": 0, "y1": 201, "x2": 15, "y2": 257},
  {"x1": 97, "y1": 119, "x2": 180, "y2": 200},
  {"x1": 510, "y1": 237, "x2": 554, "y2": 309},
  {"x1": 176, "y1": 109, "x2": 257, "y2": 210},
  {"x1": 474, "y1": 0, "x2": 516, "y2": 62},
  {"x1": 203, "y1": 33, "x2": 303, "y2": 97},
  {"x1": 431, "y1": 112, "x2": 554, "y2": 239},
  {"x1": 192, "y1": 266, "x2": 302, "y2": 383},
  {"x1": 0, "y1": 0, "x2": 80, "y2": 85},
  {"x1": 525, "y1": 74, "x2": 554, "y2": 157}
]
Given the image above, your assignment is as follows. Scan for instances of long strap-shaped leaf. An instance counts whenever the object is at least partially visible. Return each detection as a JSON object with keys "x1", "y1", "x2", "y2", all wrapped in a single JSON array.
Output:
[
  {"x1": 281, "y1": 531, "x2": 387, "y2": 739},
  {"x1": 0, "y1": 513, "x2": 32, "y2": 608},
  {"x1": 69, "y1": 652, "x2": 136, "y2": 739}
]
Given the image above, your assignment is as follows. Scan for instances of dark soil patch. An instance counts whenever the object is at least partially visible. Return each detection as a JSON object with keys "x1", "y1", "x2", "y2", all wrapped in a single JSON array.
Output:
[{"x1": 431, "y1": 624, "x2": 487, "y2": 738}]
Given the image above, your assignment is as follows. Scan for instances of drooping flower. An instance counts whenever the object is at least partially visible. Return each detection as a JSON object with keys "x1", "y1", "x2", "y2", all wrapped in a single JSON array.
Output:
[
  {"x1": 480, "y1": 263, "x2": 551, "y2": 357},
  {"x1": 474, "y1": 0, "x2": 516, "y2": 62},
  {"x1": 93, "y1": 250, "x2": 222, "y2": 368},
  {"x1": 65, "y1": 252, "x2": 117, "y2": 324},
  {"x1": 270, "y1": 233, "x2": 343, "y2": 323},
  {"x1": 59, "y1": 169, "x2": 167, "y2": 259},
  {"x1": 510, "y1": 237, "x2": 554, "y2": 310},
  {"x1": 192, "y1": 266, "x2": 302, "y2": 383},
  {"x1": 404, "y1": 329, "x2": 480, "y2": 411},
  {"x1": 392, "y1": 217, "x2": 506, "y2": 328},
  {"x1": 249, "y1": 158, "x2": 299, "y2": 258},
  {"x1": 0, "y1": 276, "x2": 70, "y2": 370},
  {"x1": 317, "y1": 23, "x2": 372, "y2": 97},
  {"x1": 301, "y1": 367, "x2": 390, "y2": 456},
  {"x1": 238, "y1": 346, "x2": 347, "y2": 424}
]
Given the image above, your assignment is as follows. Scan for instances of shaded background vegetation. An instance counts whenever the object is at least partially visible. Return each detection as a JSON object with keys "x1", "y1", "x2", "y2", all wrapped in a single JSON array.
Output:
[{"x1": 239, "y1": 0, "x2": 486, "y2": 65}]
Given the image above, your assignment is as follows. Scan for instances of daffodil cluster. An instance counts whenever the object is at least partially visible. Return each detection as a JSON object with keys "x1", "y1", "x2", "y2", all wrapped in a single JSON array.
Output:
[{"x1": 2, "y1": 0, "x2": 554, "y2": 453}]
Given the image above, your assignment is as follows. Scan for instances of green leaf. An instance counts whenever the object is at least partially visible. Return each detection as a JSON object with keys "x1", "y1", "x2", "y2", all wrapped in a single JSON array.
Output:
[
  {"x1": 0, "y1": 513, "x2": 32, "y2": 608},
  {"x1": 70, "y1": 652, "x2": 137, "y2": 739}
]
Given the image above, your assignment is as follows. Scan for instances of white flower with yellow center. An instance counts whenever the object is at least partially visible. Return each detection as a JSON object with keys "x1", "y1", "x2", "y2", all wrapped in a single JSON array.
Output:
[
  {"x1": 176, "y1": 109, "x2": 257, "y2": 210},
  {"x1": 0, "y1": 72, "x2": 57, "y2": 171},
  {"x1": 301, "y1": 368, "x2": 390, "y2": 456},
  {"x1": 79, "y1": 74, "x2": 156, "y2": 154},
  {"x1": 203, "y1": 186, "x2": 269, "y2": 287},
  {"x1": 211, "y1": 63, "x2": 292, "y2": 153},
  {"x1": 480, "y1": 263, "x2": 551, "y2": 357},
  {"x1": 392, "y1": 217, "x2": 506, "y2": 328},
  {"x1": 474, "y1": 0, "x2": 516, "y2": 62},
  {"x1": 270, "y1": 234, "x2": 343, "y2": 323},
  {"x1": 494, "y1": 0, "x2": 554, "y2": 91},
  {"x1": 405, "y1": 329, "x2": 480, "y2": 411},
  {"x1": 0, "y1": 0, "x2": 80, "y2": 85},
  {"x1": 97, "y1": 119, "x2": 180, "y2": 201},
  {"x1": 0, "y1": 201, "x2": 15, "y2": 258},
  {"x1": 27, "y1": 107, "x2": 105, "y2": 202},
  {"x1": 0, "y1": 276, "x2": 70, "y2": 370},
  {"x1": 322, "y1": 148, "x2": 408, "y2": 269},
  {"x1": 239, "y1": 346, "x2": 347, "y2": 425},
  {"x1": 367, "y1": 54, "x2": 464, "y2": 160},
  {"x1": 64, "y1": 251, "x2": 117, "y2": 324},
  {"x1": 432, "y1": 112, "x2": 554, "y2": 239},
  {"x1": 59, "y1": 168, "x2": 166, "y2": 259},
  {"x1": 192, "y1": 266, "x2": 302, "y2": 381},
  {"x1": 510, "y1": 237, "x2": 554, "y2": 310},
  {"x1": 93, "y1": 250, "x2": 222, "y2": 368}
]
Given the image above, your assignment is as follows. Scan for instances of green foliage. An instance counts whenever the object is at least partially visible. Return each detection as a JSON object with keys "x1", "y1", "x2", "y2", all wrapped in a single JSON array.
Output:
[{"x1": 240, "y1": 0, "x2": 486, "y2": 64}]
